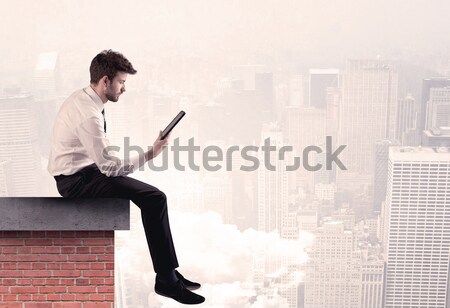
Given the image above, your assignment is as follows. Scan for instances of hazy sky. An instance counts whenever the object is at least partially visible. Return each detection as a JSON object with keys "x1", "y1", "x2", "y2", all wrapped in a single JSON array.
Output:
[{"x1": 2, "y1": 0, "x2": 450, "y2": 70}]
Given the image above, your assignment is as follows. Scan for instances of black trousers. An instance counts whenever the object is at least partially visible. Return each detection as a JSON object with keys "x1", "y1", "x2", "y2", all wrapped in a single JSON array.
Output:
[{"x1": 55, "y1": 163, "x2": 179, "y2": 273}]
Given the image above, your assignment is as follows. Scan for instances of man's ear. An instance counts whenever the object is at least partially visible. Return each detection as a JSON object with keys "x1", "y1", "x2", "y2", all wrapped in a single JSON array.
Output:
[{"x1": 100, "y1": 75, "x2": 109, "y2": 87}]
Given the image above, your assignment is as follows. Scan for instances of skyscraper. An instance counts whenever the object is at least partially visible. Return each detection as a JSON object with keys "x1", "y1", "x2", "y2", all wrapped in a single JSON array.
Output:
[
  {"x1": 383, "y1": 146, "x2": 450, "y2": 308},
  {"x1": 304, "y1": 221, "x2": 361, "y2": 308},
  {"x1": 373, "y1": 139, "x2": 395, "y2": 212},
  {"x1": 257, "y1": 123, "x2": 289, "y2": 235},
  {"x1": 309, "y1": 69, "x2": 340, "y2": 109},
  {"x1": 0, "y1": 92, "x2": 41, "y2": 196},
  {"x1": 419, "y1": 78, "x2": 450, "y2": 136},
  {"x1": 425, "y1": 87, "x2": 450, "y2": 130},
  {"x1": 397, "y1": 94, "x2": 417, "y2": 145},
  {"x1": 338, "y1": 59, "x2": 398, "y2": 182}
]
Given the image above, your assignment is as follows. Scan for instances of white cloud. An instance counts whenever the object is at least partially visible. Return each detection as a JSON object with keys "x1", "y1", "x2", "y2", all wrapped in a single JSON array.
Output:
[{"x1": 116, "y1": 211, "x2": 313, "y2": 308}]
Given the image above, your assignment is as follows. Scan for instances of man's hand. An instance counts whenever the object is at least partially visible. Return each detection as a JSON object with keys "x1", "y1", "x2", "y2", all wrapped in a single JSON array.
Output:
[{"x1": 150, "y1": 130, "x2": 170, "y2": 159}]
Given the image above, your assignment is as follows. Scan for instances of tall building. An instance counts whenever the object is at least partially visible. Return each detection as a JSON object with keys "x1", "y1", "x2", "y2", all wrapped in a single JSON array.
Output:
[
  {"x1": 383, "y1": 146, "x2": 450, "y2": 308},
  {"x1": 283, "y1": 106, "x2": 326, "y2": 192},
  {"x1": 419, "y1": 78, "x2": 450, "y2": 136},
  {"x1": 0, "y1": 160, "x2": 14, "y2": 196},
  {"x1": 397, "y1": 94, "x2": 417, "y2": 145},
  {"x1": 257, "y1": 123, "x2": 289, "y2": 235},
  {"x1": 425, "y1": 87, "x2": 450, "y2": 130},
  {"x1": 422, "y1": 127, "x2": 450, "y2": 147},
  {"x1": 304, "y1": 221, "x2": 361, "y2": 308},
  {"x1": 373, "y1": 139, "x2": 395, "y2": 212},
  {"x1": 0, "y1": 92, "x2": 41, "y2": 196},
  {"x1": 361, "y1": 259, "x2": 384, "y2": 308},
  {"x1": 309, "y1": 69, "x2": 339, "y2": 109},
  {"x1": 338, "y1": 59, "x2": 398, "y2": 182}
]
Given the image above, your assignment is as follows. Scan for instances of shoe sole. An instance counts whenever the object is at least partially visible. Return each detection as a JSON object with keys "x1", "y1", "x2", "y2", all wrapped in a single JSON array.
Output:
[{"x1": 154, "y1": 289, "x2": 205, "y2": 305}]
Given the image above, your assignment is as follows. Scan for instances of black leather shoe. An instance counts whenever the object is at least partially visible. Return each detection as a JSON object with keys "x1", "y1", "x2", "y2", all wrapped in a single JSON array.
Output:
[
  {"x1": 175, "y1": 270, "x2": 201, "y2": 290},
  {"x1": 155, "y1": 279, "x2": 205, "y2": 305}
]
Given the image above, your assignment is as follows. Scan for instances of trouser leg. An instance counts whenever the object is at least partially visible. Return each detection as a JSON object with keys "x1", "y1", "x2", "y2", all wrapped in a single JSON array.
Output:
[{"x1": 55, "y1": 165, "x2": 179, "y2": 273}]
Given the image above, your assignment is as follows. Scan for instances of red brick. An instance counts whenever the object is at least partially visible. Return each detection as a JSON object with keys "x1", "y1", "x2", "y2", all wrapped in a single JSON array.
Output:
[
  {"x1": 90, "y1": 263, "x2": 105, "y2": 270},
  {"x1": 45, "y1": 294, "x2": 61, "y2": 301},
  {"x1": 32, "y1": 263, "x2": 47, "y2": 270},
  {"x1": 2, "y1": 294, "x2": 17, "y2": 301},
  {"x1": 68, "y1": 286, "x2": 96, "y2": 293},
  {"x1": 24, "y1": 239, "x2": 53, "y2": 246},
  {"x1": 60, "y1": 231, "x2": 76, "y2": 238},
  {"x1": 0, "y1": 239, "x2": 24, "y2": 246},
  {"x1": 44, "y1": 279, "x2": 60, "y2": 286},
  {"x1": 22, "y1": 270, "x2": 52, "y2": 277},
  {"x1": 31, "y1": 294, "x2": 46, "y2": 301},
  {"x1": 10, "y1": 255, "x2": 39, "y2": 262},
  {"x1": 75, "y1": 278, "x2": 89, "y2": 286},
  {"x1": 39, "y1": 255, "x2": 67, "y2": 262},
  {"x1": 75, "y1": 293, "x2": 89, "y2": 301},
  {"x1": 31, "y1": 278, "x2": 46, "y2": 286},
  {"x1": 105, "y1": 246, "x2": 114, "y2": 253},
  {"x1": 61, "y1": 247, "x2": 76, "y2": 254},
  {"x1": 17, "y1": 278, "x2": 31, "y2": 285},
  {"x1": 47, "y1": 246, "x2": 62, "y2": 254},
  {"x1": 3, "y1": 263, "x2": 17, "y2": 270},
  {"x1": 2, "y1": 247, "x2": 18, "y2": 254},
  {"x1": 52, "y1": 270, "x2": 81, "y2": 278},
  {"x1": 90, "y1": 247, "x2": 105, "y2": 254},
  {"x1": 105, "y1": 262, "x2": 114, "y2": 270},
  {"x1": 54, "y1": 303, "x2": 81, "y2": 308},
  {"x1": 0, "y1": 270, "x2": 23, "y2": 277},
  {"x1": 53, "y1": 239, "x2": 82, "y2": 246},
  {"x1": 60, "y1": 293, "x2": 76, "y2": 301},
  {"x1": 104, "y1": 278, "x2": 114, "y2": 285},
  {"x1": 18, "y1": 294, "x2": 32, "y2": 301},
  {"x1": 3, "y1": 279, "x2": 17, "y2": 286},
  {"x1": 59, "y1": 279, "x2": 74, "y2": 286},
  {"x1": 89, "y1": 294, "x2": 105, "y2": 301},
  {"x1": 39, "y1": 286, "x2": 67, "y2": 293},
  {"x1": 17, "y1": 247, "x2": 32, "y2": 254},
  {"x1": 83, "y1": 239, "x2": 111, "y2": 246},
  {"x1": 83, "y1": 303, "x2": 113, "y2": 308},
  {"x1": 61, "y1": 263, "x2": 75, "y2": 270},
  {"x1": 10, "y1": 286, "x2": 39, "y2": 294},
  {"x1": 24, "y1": 303, "x2": 53, "y2": 308},
  {"x1": 0, "y1": 286, "x2": 9, "y2": 293},
  {"x1": 105, "y1": 294, "x2": 114, "y2": 301},
  {"x1": 45, "y1": 231, "x2": 61, "y2": 238},
  {"x1": 68, "y1": 255, "x2": 97, "y2": 262},
  {"x1": 30, "y1": 231, "x2": 46, "y2": 238},
  {"x1": 47, "y1": 263, "x2": 60, "y2": 270},
  {"x1": 0, "y1": 303, "x2": 21, "y2": 308},
  {"x1": 83, "y1": 270, "x2": 111, "y2": 277},
  {"x1": 75, "y1": 247, "x2": 90, "y2": 254},
  {"x1": 75, "y1": 263, "x2": 89, "y2": 270},
  {"x1": 97, "y1": 286, "x2": 114, "y2": 293},
  {"x1": 89, "y1": 278, "x2": 104, "y2": 285},
  {"x1": 18, "y1": 263, "x2": 32, "y2": 270},
  {"x1": 97, "y1": 255, "x2": 113, "y2": 262},
  {"x1": 0, "y1": 256, "x2": 11, "y2": 262}
]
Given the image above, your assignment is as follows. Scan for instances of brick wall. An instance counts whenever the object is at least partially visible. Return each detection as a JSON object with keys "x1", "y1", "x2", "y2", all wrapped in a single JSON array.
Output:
[{"x1": 0, "y1": 231, "x2": 114, "y2": 308}]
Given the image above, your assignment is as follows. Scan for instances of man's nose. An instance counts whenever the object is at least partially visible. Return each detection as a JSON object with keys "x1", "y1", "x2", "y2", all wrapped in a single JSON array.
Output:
[{"x1": 121, "y1": 86, "x2": 126, "y2": 93}]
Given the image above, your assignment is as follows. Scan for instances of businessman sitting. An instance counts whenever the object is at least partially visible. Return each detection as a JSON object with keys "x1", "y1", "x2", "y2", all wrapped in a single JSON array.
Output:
[{"x1": 48, "y1": 49, "x2": 205, "y2": 305}]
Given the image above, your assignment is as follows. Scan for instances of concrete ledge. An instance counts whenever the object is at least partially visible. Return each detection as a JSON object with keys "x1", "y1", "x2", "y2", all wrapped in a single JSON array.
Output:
[{"x1": 0, "y1": 197, "x2": 130, "y2": 231}]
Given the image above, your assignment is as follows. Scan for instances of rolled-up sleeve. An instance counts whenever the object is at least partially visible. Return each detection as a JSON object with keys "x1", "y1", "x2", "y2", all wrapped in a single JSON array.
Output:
[{"x1": 75, "y1": 116, "x2": 145, "y2": 177}]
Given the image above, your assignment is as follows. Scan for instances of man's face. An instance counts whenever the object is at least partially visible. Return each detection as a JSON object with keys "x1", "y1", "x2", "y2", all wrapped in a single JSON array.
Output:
[{"x1": 105, "y1": 71, "x2": 128, "y2": 102}]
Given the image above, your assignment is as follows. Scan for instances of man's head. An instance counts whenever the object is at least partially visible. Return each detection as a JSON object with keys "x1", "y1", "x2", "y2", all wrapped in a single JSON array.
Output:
[{"x1": 90, "y1": 50, "x2": 137, "y2": 103}]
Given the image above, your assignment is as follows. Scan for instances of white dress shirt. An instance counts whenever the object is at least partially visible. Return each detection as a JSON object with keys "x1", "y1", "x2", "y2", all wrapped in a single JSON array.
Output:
[{"x1": 47, "y1": 86, "x2": 142, "y2": 177}]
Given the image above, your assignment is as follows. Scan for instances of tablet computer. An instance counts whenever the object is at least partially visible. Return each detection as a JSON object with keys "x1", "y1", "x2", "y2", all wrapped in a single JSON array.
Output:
[{"x1": 160, "y1": 111, "x2": 186, "y2": 140}]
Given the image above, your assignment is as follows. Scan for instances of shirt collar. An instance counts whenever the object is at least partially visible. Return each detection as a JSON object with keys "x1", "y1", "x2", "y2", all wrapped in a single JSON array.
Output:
[{"x1": 83, "y1": 86, "x2": 105, "y2": 112}]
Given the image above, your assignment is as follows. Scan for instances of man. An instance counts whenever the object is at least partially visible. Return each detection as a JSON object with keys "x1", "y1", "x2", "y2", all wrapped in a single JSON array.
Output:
[{"x1": 48, "y1": 50, "x2": 205, "y2": 305}]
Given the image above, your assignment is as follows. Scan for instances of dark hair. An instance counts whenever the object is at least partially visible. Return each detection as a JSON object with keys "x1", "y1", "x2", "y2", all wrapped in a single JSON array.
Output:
[{"x1": 90, "y1": 49, "x2": 137, "y2": 84}]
